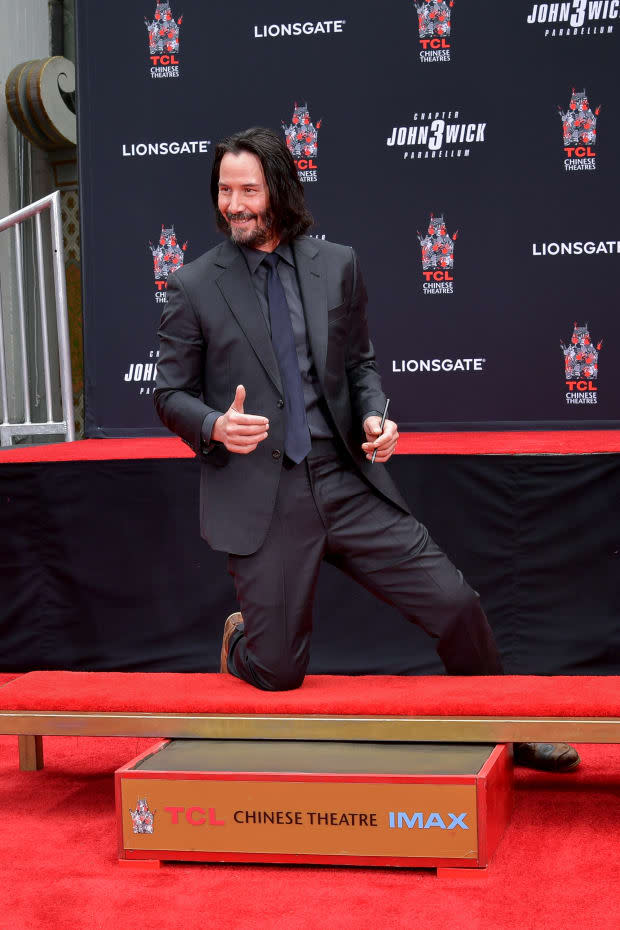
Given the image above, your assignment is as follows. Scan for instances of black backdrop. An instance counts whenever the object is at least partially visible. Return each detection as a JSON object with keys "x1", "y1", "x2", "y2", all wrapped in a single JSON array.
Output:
[
  {"x1": 77, "y1": 1, "x2": 620, "y2": 436},
  {"x1": 2, "y1": 455, "x2": 619, "y2": 674}
]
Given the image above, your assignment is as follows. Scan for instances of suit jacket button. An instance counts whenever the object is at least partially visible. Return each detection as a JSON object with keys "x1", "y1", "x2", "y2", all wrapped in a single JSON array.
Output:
[
  {"x1": 272, "y1": 449, "x2": 281, "y2": 460},
  {"x1": 277, "y1": 399, "x2": 284, "y2": 408}
]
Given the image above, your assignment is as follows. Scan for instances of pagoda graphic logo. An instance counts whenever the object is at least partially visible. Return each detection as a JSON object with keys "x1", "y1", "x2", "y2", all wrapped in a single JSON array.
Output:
[
  {"x1": 562, "y1": 321, "x2": 603, "y2": 405},
  {"x1": 282, "y1": 102, "x2": 322, "y2": 183},
  {"x1": 146, "y1": 2, "x2": 183, "y2": 79},
  {"x1": 415, "y1": 0, "x2": 454, "y2": 62},
  {"x1": 417, "y1": 214, "x2": 458, "y2": 294},
  {"x1": 558, "y1": 88, "x2": 600, "y2": 171},
  {"x1": 150, "y1": 224, "x2": 188, "y2": 304},
  {"x1": 130, "y1": 799, "x2": 155, "y2": 834}
]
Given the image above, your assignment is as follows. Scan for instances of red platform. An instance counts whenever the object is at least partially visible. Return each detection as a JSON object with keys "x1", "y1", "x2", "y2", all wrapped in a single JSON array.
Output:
[
  {"x1": 1, "y1": 671, "x2": 619, "y2": 718},
  {"x1": 1, "y1": 430, "x2": 619, "y2": 464}
]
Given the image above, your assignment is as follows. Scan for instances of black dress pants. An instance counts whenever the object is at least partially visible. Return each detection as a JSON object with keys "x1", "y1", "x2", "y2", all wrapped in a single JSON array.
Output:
[{"x1": 227, "y1": 439, "x2": 503, "y2": 690}]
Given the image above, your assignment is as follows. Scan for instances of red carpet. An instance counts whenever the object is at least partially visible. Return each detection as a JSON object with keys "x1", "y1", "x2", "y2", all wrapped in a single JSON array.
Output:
[
  {"x1": 1, "y1": 672, "x2": 618, "y2": 717},
  {"x1": 0, "y1": 735, "x2": 618, "y2": 930},
  {"x1": 1, "y1": 430, "x2": 620, "y2": 463}
]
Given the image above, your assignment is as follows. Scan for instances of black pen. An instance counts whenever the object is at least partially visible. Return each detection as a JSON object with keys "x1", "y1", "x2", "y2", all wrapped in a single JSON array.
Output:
[{"x1": 371, "y1": 398, "x2": 390, "y2": 464}]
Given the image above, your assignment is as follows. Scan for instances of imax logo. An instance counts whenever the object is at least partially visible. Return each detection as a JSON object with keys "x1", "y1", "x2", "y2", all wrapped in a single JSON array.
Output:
[{"x1": 389, "y1": 811, "x2": 469, "y2": 830}]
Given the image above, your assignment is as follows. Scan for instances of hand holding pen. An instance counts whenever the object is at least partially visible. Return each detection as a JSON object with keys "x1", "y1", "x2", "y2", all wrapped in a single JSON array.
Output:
[{"x1": 362, "y1": 398, "x2": 399, "y2": 464}]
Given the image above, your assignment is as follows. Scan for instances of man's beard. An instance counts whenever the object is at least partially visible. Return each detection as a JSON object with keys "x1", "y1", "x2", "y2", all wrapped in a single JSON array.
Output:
[{"x1": 225, "y1": 210, "x2": 275, "y2": 248}]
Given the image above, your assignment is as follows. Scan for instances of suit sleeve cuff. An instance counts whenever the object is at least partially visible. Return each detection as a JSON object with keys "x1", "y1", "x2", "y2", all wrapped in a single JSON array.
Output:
[
  {"x1": 363, "y1": 410, "x2": 383, "y2": 425},
  {"x1": 201, "y1": 410, "x2": 223, "y2": 451}
]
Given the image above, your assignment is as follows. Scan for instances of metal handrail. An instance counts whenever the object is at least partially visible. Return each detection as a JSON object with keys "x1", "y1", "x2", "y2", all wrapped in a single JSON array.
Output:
[{"x1": 0, "y1": 190, "x2": 74, "y2": 446}]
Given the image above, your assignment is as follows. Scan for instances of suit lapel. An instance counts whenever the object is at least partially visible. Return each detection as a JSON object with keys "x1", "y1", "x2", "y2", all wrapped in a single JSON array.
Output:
[
  {"x1": 215, "y1": 241, "x2": 282, "y2": 394},
  {"x1": 293, "y1": 237, "x2": 328, "y2": 385}
]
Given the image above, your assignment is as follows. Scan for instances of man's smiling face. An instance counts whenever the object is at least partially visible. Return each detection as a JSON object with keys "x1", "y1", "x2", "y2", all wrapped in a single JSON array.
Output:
[{"x1": 217, "y1": 150, "x2": 278, "y2": 251}]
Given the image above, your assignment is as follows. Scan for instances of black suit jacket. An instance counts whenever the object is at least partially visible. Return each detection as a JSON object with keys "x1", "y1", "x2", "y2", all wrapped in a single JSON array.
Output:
[{"x1": 154, "y1": 235, "x2": 410, "y2": 554}]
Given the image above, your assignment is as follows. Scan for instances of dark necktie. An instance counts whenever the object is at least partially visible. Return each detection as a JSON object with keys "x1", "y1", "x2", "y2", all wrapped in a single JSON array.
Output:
[{"x1": 262, "y1": 253, "x2": 311, "y2": 464}]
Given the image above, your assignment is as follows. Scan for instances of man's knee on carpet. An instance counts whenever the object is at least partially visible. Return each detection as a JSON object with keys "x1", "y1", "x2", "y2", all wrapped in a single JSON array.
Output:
[
  {"x1": 234, "y1": 642, "x2": 307, "y2": 691},
  {"x1": 250, "y1": 664, "x2": 306, "y2": 692}
]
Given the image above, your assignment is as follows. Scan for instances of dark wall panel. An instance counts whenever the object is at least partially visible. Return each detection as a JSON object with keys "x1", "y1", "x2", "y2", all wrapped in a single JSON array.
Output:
[{"x1": 76, "y1": 1, "x2": 620, "y2": 435}]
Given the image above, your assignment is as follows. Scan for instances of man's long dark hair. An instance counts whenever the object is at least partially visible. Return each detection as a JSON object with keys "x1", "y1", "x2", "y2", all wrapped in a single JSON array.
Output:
[{"x1": 211, "y1": 127, "x2": 313, "y2": 243}]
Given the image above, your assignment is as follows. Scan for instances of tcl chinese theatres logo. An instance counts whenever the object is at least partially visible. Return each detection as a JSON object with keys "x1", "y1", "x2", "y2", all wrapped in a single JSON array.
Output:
[
  {"x1": 282, "y1": 102, "x2": 322, "y2": 183},
  {"x1": 558, "y1": 88, "x2": 600, "y2": 171},
  {"x1": 146, "y1": 2, "x2": 183, "y2": 78},
  {"x1": 149, "y1": 224, "x2": 188, "y2": 303},
  {"x1": 415, "y1": 0, "x2": 454, "y2": 62},
  {"x1": 417, "y1": 213, "x2": 458, "y2": 294},
  {"x1": 562, "y1": 321, "x2": 603, "y2": 405}
]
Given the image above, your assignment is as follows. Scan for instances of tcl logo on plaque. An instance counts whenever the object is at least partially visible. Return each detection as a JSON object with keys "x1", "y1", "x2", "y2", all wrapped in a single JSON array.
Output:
[
  {"x1": 418, "y1": 214, "x2": 458, "y2": 294},
  {"x1": 146, "y1": 1, "x2": 183, "y2": 78},
  {"x1": 562, "y1": 321, "x2": 603, "y2": 405},
  {"x1": 282, "y1": 103, "x2": 322, "y2": 182},
  {"x1": 415, "y1": 0, "x2": 454, "y2": 63},
  {"x1": 559, "y1": 88, "x2": 600, "y2": 171}
]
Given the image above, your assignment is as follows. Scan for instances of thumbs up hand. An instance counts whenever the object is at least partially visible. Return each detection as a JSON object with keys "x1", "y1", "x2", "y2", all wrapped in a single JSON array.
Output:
[
  {"x1": 231, "y1": 383, "x2": 246, "y2": 414},
  {"x1": 212, "y1": 385, "x2": 270, "y2": 454}
]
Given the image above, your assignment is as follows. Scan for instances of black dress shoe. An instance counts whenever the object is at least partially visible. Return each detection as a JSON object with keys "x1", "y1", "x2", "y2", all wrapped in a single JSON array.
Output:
[
  {"x1": 513, "y1": 742, "x2": 580, "y2": 771},
  {"x1": 220, "y1": 612, "x2": 244, "y2": 673}
]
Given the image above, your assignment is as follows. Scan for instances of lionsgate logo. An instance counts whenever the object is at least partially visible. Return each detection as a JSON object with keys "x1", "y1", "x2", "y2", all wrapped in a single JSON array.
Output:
[
  {"x1": 253, "y1": 20, "x2": 346, "y2": 39},
  {"x1": 526, "y1": 1, "x2": 617, "y2": 37},
  {"x1": 122, "y1": 139, "x2": 211, "y2": 158},
  {"x1": 561, "y1": 321, "x2": 603, "y2": 405},
  {"x1": 415, "y1": 0, "x2": 454, "y2": 63},
  {"x1": 282, "y1": 102, "x2": 322, "y2": 182},
  {"x1": 417, "y1": 214, "x2": 458, "y2": 294},
  {"x1": 558, "y1": 88, "x2": 600, "y2": 171},
  {"x1": 149, "y1": 224, "x2": 188, "y2": 303},
  {"x1": 387, "y1": 112, "x2": 486, "y2": 159},
  {"x1": 533, "y1": 239, "x2": 620, "y2": 256},
  {"x1": 392, "y1": 357, "x2": 486, "y2": 374},
  {"x1": 145, "y1": 1, "x2": 183, "y2": 78}
]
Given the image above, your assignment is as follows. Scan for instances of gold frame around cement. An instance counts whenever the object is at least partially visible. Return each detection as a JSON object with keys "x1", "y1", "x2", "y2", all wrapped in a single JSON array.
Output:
[{"x1": 2, "y1": 710, "x2": 619, "y2": 752}]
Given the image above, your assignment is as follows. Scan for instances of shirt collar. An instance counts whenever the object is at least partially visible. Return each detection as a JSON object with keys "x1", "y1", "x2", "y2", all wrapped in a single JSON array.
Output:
[{"x1": 240, "y1": 241, "x2": 295, "y2": 273}]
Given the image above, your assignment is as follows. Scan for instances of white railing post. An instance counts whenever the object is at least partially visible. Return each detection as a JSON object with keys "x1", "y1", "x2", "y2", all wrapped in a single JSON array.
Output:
[
  {"x1": 0, "y1": 191, "x2": 75, "y2": 445},
  {"x1": 50, "y1": 191, "x2": 75, "y2": 440}
]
